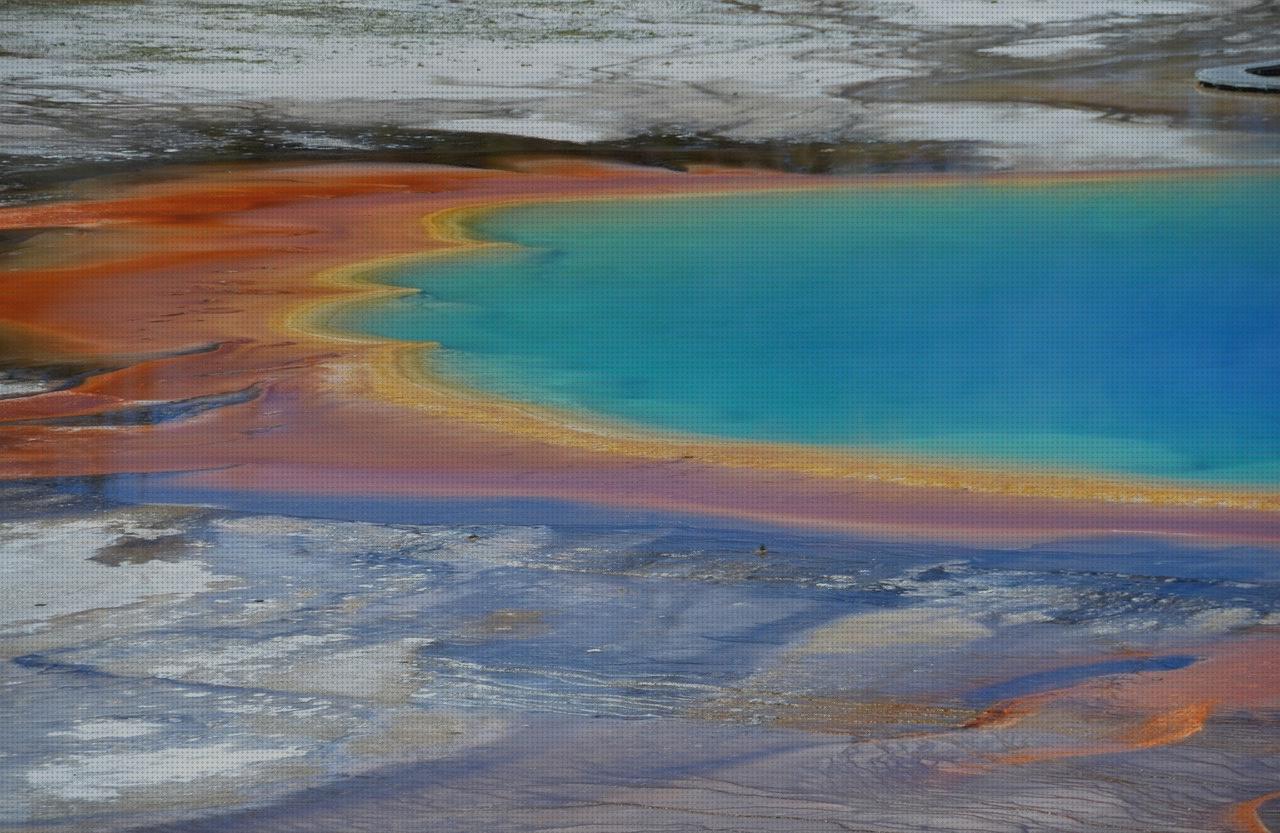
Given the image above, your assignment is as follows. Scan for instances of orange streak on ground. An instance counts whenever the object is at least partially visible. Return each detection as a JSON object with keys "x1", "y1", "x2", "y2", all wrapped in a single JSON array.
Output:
[
  {"x1": 963, "y1": 694, "x2": 1053, "y2": 731},
  {"x1": 1, "y1": 161, "x2": 1279, "y2": 544},
  {"x1": 972, "y1": 635, "x2": 1280, "y2": 771},
  {"x1": 1119, "y1": 699, "x2": 1214, "y2": 749},
  {"x1": 985, "y1": 699, "x2": 1213, "y2": 768},
  {"x1": 1227, "y1": 791, "x2": 1280, "y2": 833}
]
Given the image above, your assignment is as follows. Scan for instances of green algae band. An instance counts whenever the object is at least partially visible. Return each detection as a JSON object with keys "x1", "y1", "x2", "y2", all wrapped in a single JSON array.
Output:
[{"x1": 345, "y1": 174, "x2": 1280, "y2": 485}]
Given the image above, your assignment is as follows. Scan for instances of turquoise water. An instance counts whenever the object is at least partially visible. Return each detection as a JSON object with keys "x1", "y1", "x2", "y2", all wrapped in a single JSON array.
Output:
[{"x1": 344, "y1": 175, "x2": 1280, "y2": 483}]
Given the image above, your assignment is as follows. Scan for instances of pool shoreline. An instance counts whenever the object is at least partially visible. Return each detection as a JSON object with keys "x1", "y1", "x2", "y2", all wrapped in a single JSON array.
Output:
[
  {"x1": 299, "y1": 170, "x2": 1280, "y2": 496},
  {"x1": 2, "y1": 160, "x2": 1279, "y2": 545}
]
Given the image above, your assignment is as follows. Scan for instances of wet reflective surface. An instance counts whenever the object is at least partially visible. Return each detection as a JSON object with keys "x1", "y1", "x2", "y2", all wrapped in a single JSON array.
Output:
[{"x1": 3, "y1": 479, "x2": 1280, "y2": 831}]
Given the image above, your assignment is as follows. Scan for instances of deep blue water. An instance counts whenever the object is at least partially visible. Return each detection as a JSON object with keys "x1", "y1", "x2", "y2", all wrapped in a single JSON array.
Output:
[
  {"x1": 343, "y1": 174, "x2": 1280, "y2": 483},
  {"x1": 964, "y1": 655, "x2": 1199, "y2": 705}
]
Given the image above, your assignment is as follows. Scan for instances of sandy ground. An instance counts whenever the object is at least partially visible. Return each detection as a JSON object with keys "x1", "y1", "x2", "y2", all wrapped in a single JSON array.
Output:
[{"x1": 3, "y1": 0, "x2": 1280, "y2": 184}]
